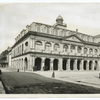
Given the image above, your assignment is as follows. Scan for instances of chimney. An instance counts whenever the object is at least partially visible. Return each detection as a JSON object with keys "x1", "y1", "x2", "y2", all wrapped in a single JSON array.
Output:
[{"x1": 76, "y1": 29, "x2": 78, "y2": 32}]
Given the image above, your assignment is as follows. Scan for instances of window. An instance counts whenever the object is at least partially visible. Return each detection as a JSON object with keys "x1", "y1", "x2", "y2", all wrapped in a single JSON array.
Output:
[
  {"x1": 25, "y1": 42, "x2": 28, "y2": 46},
  {"x1": 94, "y1": 49, "x2": 98, "y2": 55},
  {"x1": 89, "y1": 48, "x2": 93, "y2": 54},
  {"x1": 45, "y1": 42, "x2": 51, "y2": 51},
  {"x1": 71, "y1": 45, "x2": 75, "y2": 53},
  {"x1": 35, "y1": 41, "x2": 42, "y2": 45},
  {"x1": 35, "y1": 41, "x2": 42, "y2": 50},
  {"x1": 77, "y1": 46, "x2": 81, "y2": 53},
  {"x1": 84, "y1": 48, "x2": 87, "y2": 54},
  {"x1": 63, "y1": 44, "x2": 68, "y2": 52},
  {"x1": 54, "y1": 43, "x2": 60, "y2": 51}
]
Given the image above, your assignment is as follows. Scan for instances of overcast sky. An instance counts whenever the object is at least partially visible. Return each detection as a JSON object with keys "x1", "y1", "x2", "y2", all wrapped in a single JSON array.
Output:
[{"x1": 0, "y1": 3, "x2": 100, "y2": 53}]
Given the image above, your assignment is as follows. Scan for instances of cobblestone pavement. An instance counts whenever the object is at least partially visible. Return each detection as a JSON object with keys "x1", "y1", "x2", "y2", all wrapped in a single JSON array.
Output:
[{"x1": 0, "y1": 81, "x2": 5, "y2": 94}]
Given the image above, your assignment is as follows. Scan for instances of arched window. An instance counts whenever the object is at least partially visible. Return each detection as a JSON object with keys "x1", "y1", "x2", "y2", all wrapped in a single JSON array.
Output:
[
  {"x1": 35, "y1": 41, "x2": 42, "y2": 45},
  {"x1": 71, "y1": 45, "x2": 75, "y2": 53},
  {"x1": 45, "y1": 42, "x2": 51, "y2": 51},
  {"x1": 54, "y1": 43, "x2": 60, "y2": 51},
  {"x1": 77, "y1": 46, "x2": 81, "y2": 53},
  {"x1": 25, "y1": 42, "x2": 28, "y2": 46},
  {"x1": 84, "y1": 48, "x2": 87, "y2": 54},
  {"x1": 89, "y1": 48, "x2": 93, "y2": 54},
  {"x1": 35, "y1": 41, "x2": 42, "y2": 50},
  {"x1": 63, "y1": 44, "x2": 68, "y2": 52},
  {"x1": 94, "y1": 49, "x2": 98, "y2": 55}
]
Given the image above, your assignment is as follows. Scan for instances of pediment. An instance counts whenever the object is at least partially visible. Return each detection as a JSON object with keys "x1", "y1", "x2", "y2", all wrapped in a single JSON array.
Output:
[{"x1": 63, "y1": 35, "x2": 84, "y2": 43}]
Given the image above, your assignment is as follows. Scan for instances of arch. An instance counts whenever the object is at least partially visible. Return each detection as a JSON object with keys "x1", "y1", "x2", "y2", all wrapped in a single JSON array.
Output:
[
  {"x1": 94, "y1": 49, "x2": 98, "y2": 55},
  {"x1": 77, "y1": 46, "x2": 82, "y2": 53},
  {"x1": 35, "y1": 57, "x2": 42, "y2": 71},
  {"x1": 25, "y1": 57, "x2": 28, "y2": 70},
  {"x1": 77, "y1": 60, "x2": 81, "y2": 70},
  {"x1": 25, "y1": 41, "x2": 28, "y2": 46},
  {"x1": 54, "y1": 43, "x2": 60, "y2": 51},
  {"x1": 89, "y1": 48, "x2": 93, "y2": 54},
  {"x1": 45, "y1": 58, "x2": 50, "y2": 71},
  {"x1": 71, "y1": 45, "x2": 75, "y2": 53},
  {"x1": 84, "y1": 48, "x2": 87, "y2": 54},
  {"x1": 63, "y1": 59, "x2": 67, "y2": 70},
  {"x1": 45, "y1": 42, "x2": 51, "y2": 51},
  {"x1": 83, "y1": 61, "x2": 87, "y2": 70},
  {"x1": 94, "y1": 61, "x2": 98, "y2": 70},
  {"x1": 53, "y1": 59, "x2": 58, "y2": 70},
  {"x1": 70, "y1": 59, "x2": 74, "y2": 70},
  {"x1": 63, "y1": 44, "x2": 68, "y2": 52},
  {"x1": 89, "y1": 61, "x2": 92, "y2": 70},
  {"x1": 35, "y1": 41, "x2": 42, "y2": 45}
]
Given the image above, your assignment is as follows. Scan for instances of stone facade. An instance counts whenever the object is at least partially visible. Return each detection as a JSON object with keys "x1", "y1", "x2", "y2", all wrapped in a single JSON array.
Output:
[{"x1": 11, "y1": 15, "x2": 100, "y2": 71}]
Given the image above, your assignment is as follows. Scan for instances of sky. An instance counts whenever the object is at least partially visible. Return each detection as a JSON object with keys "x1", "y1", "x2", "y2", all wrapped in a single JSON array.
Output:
[{"x1": 0, "y1": 3, "x2": 100, "y2": 53}]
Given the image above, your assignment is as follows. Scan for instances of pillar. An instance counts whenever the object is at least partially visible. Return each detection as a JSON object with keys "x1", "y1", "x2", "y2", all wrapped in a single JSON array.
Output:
[
  {"x1": 68, "y1": 45, "x2": 71, "y2": 53},
  {"x1": 75, "y1": 46, "x2": 78, "y2": 54},
  {"x1": 51, "y1": 43, "x2": 54, "y2": 52},
  {"x1": 50, "y1": 58, "x2": 54, "y2": 71},
  {"x1": 81, "y1": 47, "x2": 84, "y2": 54},
  {"x1": 86, "y1": 60, "x2": 89, "y2": 70},
  {"x1": 97, "y1": 60, "x2": 100, "y2": 71},
  {"x1": 91, "y1": 60, "x2": 95, "y2": 70},
  {"x1": 66, "y1": 59, "x2": 70, "y2": 70},
  {"x1": 23, "y1": 58, "x2": 25, "y2": 71},
  {"x1": 74, "y1": 59, "x2": 77, "y2": 70},
  {"x1": 41, "y1": 57, "x2": 45, "y2": 71},
  {"x1": 42, "y1": 41, "x2": 45, "y2": 51},
  {"x1": 58, "y1": 58, "x2": 63, "y2": 71},
  {"x1": 80, "y1": 60, "x2": 83, "y2": 70}
]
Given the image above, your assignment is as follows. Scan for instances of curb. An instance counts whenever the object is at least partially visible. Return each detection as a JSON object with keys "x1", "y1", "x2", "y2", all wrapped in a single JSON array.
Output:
[{"x1": 0, "y1": 75, "x2": 9, "y2": 94}]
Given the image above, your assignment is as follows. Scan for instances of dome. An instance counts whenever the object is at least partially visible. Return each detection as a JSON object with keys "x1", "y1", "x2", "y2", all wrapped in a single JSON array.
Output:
[{"x1": 56, "y1": 15, "x2": 63, "y2": 21}]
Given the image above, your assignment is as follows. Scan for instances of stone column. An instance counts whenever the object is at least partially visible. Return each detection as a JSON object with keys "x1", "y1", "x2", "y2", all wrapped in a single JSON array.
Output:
[
  {"x1": 74, "y1": 59, "x2": 77, "y2": 70},
  {"x1": 66, "y1": 59, "x2": 70, "y2": 70},
  {"x1": 97, "y1": 60, "x2": 100, "y2": 71},
  {"x1": 80, "y1": 60, "x2": 83, "y2": 70},
  {"x1": 86, "y1": 60, "x2": 89, "y2": 70},
  {"x1": 50, "y1": 58, "x2": 54, "y2": 71},
  {"x1": 41, "y1": 57, "x2": 45, "y2": 71},
  {"x1": 29, "y1": 55, "x2": 33, "y2": 71},
  {"x1": 91, "y1": 60, "x2": 95, "y2": 70},
  {"x1": 30, "y1": 38, "x2": 33, "y2": 49},
  {"x1": 58, "y1": 58, "x2": 63, "y2": 71},
  {"x1": 23, "y1": 58, "x2": 25, "y2": 71}
]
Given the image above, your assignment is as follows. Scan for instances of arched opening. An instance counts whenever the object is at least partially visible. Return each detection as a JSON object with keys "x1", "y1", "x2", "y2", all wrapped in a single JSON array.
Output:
[
  {"x1": 94, "y1": 49, "x2": 98, "y2": 55},
  {"x1": 45, "y1": 42, "x2": 51, "y2": 51},
  {"x1": 45, "y1": 58, "x2": 50, "y2": 71},
  {"x1": 53, "y1": 59, "x2": 58, "y2": 70},
  {"x1": 70, "y1": 59, "x2": 74, "y2": 70},
  {"x1": 89, "y1": 61, "x2": 92, "y2": 70},
  {"x1": 63, "y1": 44, "x2": 68, "y2": 52},
  {"x1": 35, "y1": 57, "x2": 41, "y2": 71},
  {"x1": 77, "y1": 46, "x2": 82, "y2": 53},
  {"x1": 35, "y1": 41, "x2": 42, "y2": 50},
  {"x1": 89, "y1": 48, "x2": 93, "y2": 55},
  {"x1": 84, "y1": 48, "x2": 87, "y2": 54},
  {"x1": 83, "y1": 61, "x2": 87, "y2": 70},
  {"x1": 77, "y1": 60, "x2": 81, "y2": 70},
  {"x1": 63, "y1": 59, "x2": 67, "y2": 70},
  {"x1": 71, "y1": 45, "x2": 75, "y2": 53},
  {"x1": 25, "y1": 58, "x2": 28, "y2": 70},
  {"x1": 94, "y1": 61, "x2": 98, "y2": 70},
  {"x1": 54, "y1": 43, "x2": 60, "y2": 51}
]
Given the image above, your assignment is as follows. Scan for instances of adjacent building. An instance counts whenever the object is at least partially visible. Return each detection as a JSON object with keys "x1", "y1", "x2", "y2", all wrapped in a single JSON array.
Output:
[{"x1": 11, "y1": 15, "x2": 100, "y2": 71}]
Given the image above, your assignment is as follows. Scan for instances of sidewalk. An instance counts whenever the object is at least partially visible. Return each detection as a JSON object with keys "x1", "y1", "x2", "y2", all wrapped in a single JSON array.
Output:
[{"x1": 0, "y1": 81, "x2": 5, "y2": 94}]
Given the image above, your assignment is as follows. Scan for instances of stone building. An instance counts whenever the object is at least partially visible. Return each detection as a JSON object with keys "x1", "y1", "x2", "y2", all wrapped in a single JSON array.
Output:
[{"x1": 11, "y1": 15, "x2": 100, "y2": 71}]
